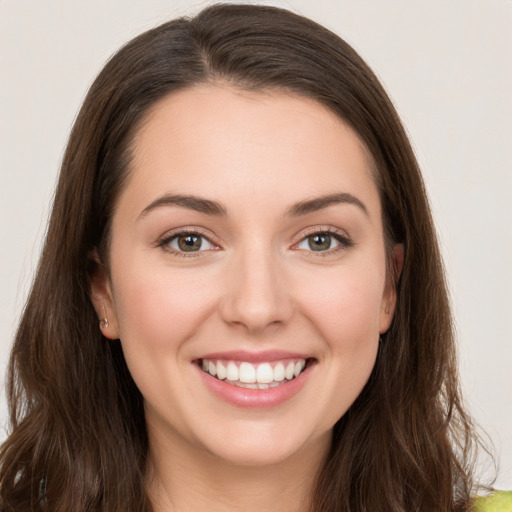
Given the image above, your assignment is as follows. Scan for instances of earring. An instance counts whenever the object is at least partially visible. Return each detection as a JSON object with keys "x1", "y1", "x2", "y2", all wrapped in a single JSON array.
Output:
[{"x1": 99, "y1": 303, "x2": 109, "y2": 330}]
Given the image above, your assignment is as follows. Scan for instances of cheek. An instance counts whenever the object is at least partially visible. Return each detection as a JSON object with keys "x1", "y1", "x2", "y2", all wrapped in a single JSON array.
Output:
[
  {"x1": 294, "y1": 265, "x2": 384, "y2": 424},
  {"x1": 109, "y1": 261, "x2": 223, "y2": 412},
  {"x1": 295, "y1": 264, "x2": 386, "y2": 350},
  {"x1": 111, "y1": 261, "x2": 219, "y2": 353}
]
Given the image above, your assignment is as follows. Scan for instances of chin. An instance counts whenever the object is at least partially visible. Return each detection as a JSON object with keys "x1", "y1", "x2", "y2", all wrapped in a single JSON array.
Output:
[{"x1": 193, "y1": 420, "x2": 331, "y2": 469}]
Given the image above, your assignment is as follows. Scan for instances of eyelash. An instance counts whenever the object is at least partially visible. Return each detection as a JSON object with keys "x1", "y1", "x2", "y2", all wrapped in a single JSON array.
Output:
[
  {"x1": 157, "y1": 228, "x2": 218, "y2": 259},
  {"x1": 158, "y1": 227, "x2": 353, "y2": 258},
  {"x1": 293, "y1": 227, "x2": 354, "y2": 256}
]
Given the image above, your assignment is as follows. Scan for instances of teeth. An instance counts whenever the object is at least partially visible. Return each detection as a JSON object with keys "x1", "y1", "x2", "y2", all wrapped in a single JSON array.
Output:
[
  {"x1": 239, "y1": 362, "x2": 256, "y2": 383},
  {"x1": 273, "y1": 363, "x2": 285, "y2": 382},
  {"x1": 201, "y1": 358, "x2": 308, "y2": 386},
  {"x1": 285, "y1": 362, "x2": 295, "y2": 380},
  {"x1": 235, "y1": 382, "x2": 258, "y2": 389},
  {"x1": 226, "y1": 362, "x2": 238, "y2": 381},
  {"x1": 216, "y1": 361, "x2": 227, "y2": 380},
  {"x1": 256, "y1": 363, "x2": 274, "y2": 384},
  {"x1": 294, "y1": 360, "x2": 306, "y2": 378},
  {"x1": 226, "y1": 380, "x2": 289, "y2": 389}
]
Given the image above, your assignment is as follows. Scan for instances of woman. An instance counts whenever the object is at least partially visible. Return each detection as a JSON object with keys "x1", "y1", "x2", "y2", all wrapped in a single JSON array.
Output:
[{"x1": 0, "y1": 3, "x2": 507, "y2": 511}]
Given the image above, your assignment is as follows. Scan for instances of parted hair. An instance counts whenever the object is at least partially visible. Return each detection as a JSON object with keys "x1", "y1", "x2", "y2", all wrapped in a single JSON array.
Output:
[{"x1": 1, "y1": 4, "x2": 482, "y2": 511}]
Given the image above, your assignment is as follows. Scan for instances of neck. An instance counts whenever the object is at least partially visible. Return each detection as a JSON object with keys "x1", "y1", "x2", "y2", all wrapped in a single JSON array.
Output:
[{"x1": 146, "y1": 428, "x2": 330, "y2": 512}]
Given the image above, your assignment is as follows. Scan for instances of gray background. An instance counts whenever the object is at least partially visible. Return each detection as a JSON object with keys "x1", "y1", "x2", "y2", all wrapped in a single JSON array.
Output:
[{"x1": 1, "y1": 0, "x2": 511, "y2": 489}]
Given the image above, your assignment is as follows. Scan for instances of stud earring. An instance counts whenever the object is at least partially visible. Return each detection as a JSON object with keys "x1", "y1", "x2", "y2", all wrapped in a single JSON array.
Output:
[{"x1": 99, "y1": 303, "x2": 109, "y2": 330}]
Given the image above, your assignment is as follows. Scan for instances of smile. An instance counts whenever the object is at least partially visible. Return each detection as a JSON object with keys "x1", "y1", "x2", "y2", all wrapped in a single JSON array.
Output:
[{"x1": 200, "y1": 358, "x2": 308, "y2": 389}]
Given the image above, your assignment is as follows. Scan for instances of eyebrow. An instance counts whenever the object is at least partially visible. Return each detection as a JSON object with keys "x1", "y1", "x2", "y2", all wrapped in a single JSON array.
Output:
[
  {"x1": 138, "y1": 194, "x2": 227, "y2": 219},
  {"x1": 285, "y1": 193, "x2": 369, "y2": 217},
  {"x1": 138, "y1": 191, "x2": 368, "y2": 220}
]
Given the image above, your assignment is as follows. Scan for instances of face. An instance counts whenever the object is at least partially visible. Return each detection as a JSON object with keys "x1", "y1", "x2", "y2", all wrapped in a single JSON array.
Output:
[{"x1": 91, "y1": 85, "x2": 399, "y2": 469}]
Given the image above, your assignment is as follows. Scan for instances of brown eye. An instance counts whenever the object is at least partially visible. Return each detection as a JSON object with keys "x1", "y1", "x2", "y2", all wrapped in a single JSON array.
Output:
[
  {"x1": 296, "y1": 231, "x2": 351, "y2": 254},
  {"x1": 307, "y1": 233, "x2": 332, "y2": 251},
  {"x1": 166, "y1": 233, "x2": 214, "y2": 253},
  {"x1": 178, "y1": 234, "x2": 202, "y2": 251}
]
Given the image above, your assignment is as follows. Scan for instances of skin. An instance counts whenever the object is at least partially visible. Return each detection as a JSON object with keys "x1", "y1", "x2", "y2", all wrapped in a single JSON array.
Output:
[{"x1": 91, "y1": 85, "x2": 401, "y2": 511}]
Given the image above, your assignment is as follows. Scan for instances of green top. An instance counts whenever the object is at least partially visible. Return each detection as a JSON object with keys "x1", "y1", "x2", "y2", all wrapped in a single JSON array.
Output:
[{"x1": 474, "y1": 491, "x2": 512, "y2": 512}]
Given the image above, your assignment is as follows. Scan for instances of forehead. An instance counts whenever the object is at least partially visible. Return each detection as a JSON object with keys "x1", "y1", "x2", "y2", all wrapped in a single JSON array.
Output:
[{"x1": 121, "y1": 85, "x2": 380, "y2": 218}]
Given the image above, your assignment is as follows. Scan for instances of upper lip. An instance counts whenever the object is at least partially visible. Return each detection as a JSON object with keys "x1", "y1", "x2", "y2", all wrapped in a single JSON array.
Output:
[{"x1": 196, "y1": 350, "x2": 312, "y2": 363}]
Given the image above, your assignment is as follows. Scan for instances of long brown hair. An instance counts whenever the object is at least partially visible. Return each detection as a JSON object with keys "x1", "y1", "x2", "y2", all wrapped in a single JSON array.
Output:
[{"x1": 1, "y1": 4, "x2": 483, "y2": 511}]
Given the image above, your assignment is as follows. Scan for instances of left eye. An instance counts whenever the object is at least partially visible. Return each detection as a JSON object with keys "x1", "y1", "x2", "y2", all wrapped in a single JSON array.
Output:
[
  {"x1": 296, "y1": 232, "x2": 342, "y2": 252},
  {"x1": 166, "y1": 233, "x2": 214, "y2": 252}
]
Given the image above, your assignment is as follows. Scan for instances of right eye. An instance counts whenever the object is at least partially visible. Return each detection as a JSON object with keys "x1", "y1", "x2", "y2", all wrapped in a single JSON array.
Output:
[{"x1": 164, "y1": 232, "x2": 215, "y2": 253}]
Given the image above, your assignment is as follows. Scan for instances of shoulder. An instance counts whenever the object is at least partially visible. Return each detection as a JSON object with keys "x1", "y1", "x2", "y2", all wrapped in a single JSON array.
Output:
[{"x1": 473, "y1": 491, "x2": 512, "y2": 512}]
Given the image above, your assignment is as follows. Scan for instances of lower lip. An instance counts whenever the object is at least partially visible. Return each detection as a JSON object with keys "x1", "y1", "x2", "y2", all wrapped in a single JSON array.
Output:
[{"x1": 195, "y1": 363, "x2": 313, "y2": 409}]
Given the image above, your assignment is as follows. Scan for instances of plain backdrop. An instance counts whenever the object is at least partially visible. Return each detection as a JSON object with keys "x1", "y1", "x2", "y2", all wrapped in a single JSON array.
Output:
[{"x1": 1, "y1": 0, "x2": 511, "y2": 489}]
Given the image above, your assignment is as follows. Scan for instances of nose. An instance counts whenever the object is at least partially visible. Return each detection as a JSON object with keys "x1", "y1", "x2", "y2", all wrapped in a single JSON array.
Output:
[{"x1": 219, "y1": 243, "x2": 294, "y2": 334}]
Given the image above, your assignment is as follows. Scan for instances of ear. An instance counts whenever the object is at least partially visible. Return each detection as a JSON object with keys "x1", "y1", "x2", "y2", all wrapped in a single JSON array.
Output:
[
  {"x1": 379, "y1": 243, "x2": 404, "y2": 334},
  {"x1": 89, "y1": 250, "x2": 119, "y2": 340}
]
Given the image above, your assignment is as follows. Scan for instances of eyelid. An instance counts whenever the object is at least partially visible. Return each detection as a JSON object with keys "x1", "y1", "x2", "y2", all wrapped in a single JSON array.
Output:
[
  {"x1": 291, "y1": 226, "x2": 354, "y2": 253},
  {"x1": 155, "y1": 225, "x2": 353, "y2": 257},
  {"x1": 157, "y1": 227, "x2": 221, "y2": 256}
]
